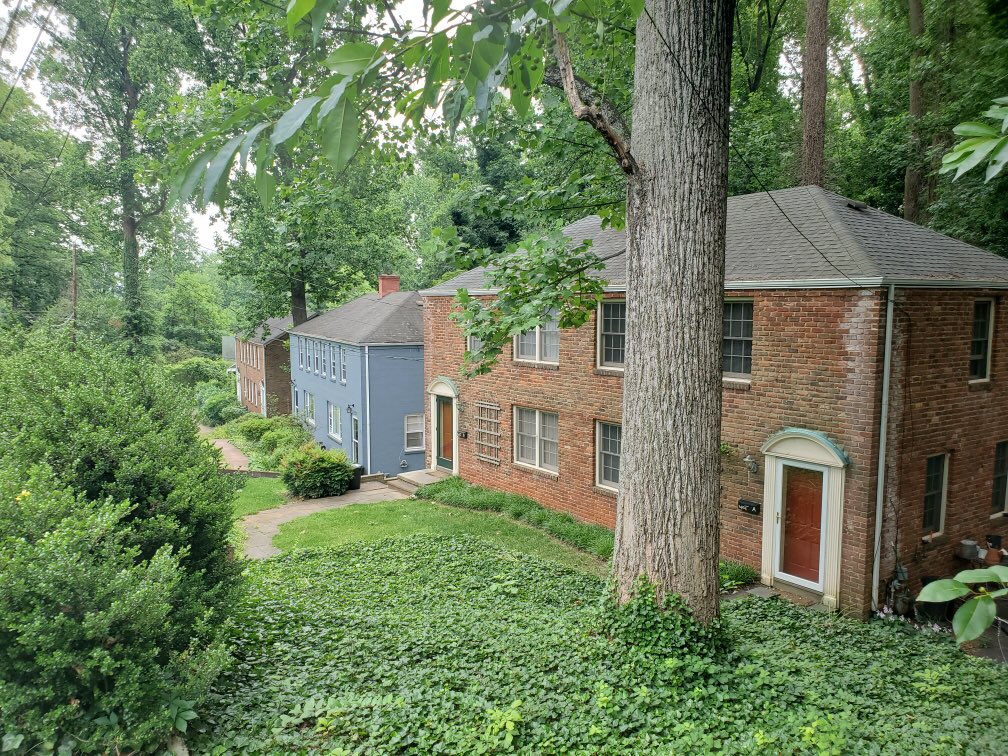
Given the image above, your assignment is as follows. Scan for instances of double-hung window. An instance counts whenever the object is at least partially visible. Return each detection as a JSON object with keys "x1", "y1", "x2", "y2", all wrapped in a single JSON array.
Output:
[
  {"x1": 292, "y1": 385, "x2": 300, "y2": 413},
  {"x1": 515, "y1": 311, "x2": 560, "y2": 364},
  {"x1": 598, "y1": 301, "x2": 626, "y2": 368},
  {"x1": 329, "y1": 344, "x2": 338, "y2": 380},
  {"x1": 922, "y1": 454, "x2": 948, "y2": 537},
  {"x1": 404, "y1": 414, "x2": 424, "y2": 451},
  {"x1": 596, "y1": 421, "x2": 622, "y2": 490},
  {"x1": 321, "y1": 343, "x2": 328, "y2": 378},
  {"x1": 969, "y1": 299, "x2": 994, "y2": 382},
  {"x1": 723, "y1": 300, "x2": 754, "y2": 377},
  {"x1": 467, "y1": 334, "x2": 483, "y2": 357},
  {"x1": 328, "y1": 402, "x2": 342, "y2": 441},
  {"x1": 298, "y1": 338, "x2": 305, "y2": 370},
  {"x1": 513, "y1": 407, "x2": 559, "y2": 473},
  {"x1": 993, "y1": 441, "x2": 1008, "y2": 517},
  {"x1": 339, "y1": 345, "x2": 347, "y2": 383},
  {"x1": 304, "y1": 390, "x2": 316, "y2": 426},
  {"x1": 314, "y1": 341, "x2": 321, "y2": 373}
]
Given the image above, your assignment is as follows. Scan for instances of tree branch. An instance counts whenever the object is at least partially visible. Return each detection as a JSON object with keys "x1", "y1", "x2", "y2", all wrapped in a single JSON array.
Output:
[{"x1": 551, "y1": 28, "x2": 637, "y2": 176}]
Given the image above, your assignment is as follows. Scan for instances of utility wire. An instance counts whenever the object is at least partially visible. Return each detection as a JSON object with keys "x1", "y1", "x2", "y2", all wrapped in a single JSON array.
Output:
[
  {"x1": 0, "y1": 1, "x2": 56, "y2": 122},
  {"x1": 639, "y1": 4, "x2": 866, "y2": 287},
  {"x1": 0, "y1": 0, "x2": 27, "y2": 62}
]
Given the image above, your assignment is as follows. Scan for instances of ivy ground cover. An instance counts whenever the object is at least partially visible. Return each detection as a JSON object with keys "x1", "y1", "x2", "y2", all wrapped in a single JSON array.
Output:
[{"x1": 193, "y1": 536, "x2": 1008, "y2": 754}]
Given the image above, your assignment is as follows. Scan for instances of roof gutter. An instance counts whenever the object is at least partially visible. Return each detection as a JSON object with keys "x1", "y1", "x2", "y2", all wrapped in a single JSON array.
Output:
[
  {"x1": 420, "y1": 278, "x2": 1008, "y2": 297},
  {"x1": 871, "y1": 284, "x2": 896, "y2": 612}
]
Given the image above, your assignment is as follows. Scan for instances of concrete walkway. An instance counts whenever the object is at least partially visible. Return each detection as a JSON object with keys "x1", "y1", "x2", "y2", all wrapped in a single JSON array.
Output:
[
  {"x1": 242, "y1": 480, "x2": 408, "y2": 558},
  {"x1": 198, "y1": 425, "x2": 251, "y2": 471}
]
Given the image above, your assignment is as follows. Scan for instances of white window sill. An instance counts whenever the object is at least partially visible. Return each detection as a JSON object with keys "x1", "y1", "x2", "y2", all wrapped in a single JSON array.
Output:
[
  {"x1": 404, "y1": 447, "x2": 425, "y2": 454},
  {"x1": 968, "y1": 378, "x2": 991, "y2": 385},
  {"x1": 513, "y1": 461, "x2": 559, "y2": 477},
  {"x1": 513, "y1": 359, "x2": 560, "y2": 368},
  {"x1": 991, "y1": 512, "x2": 1007, "y2": 520},
  {"x1": 921, "y1": 532, "x2": 945, "y2": 544},
  {"x1": 722, "y1": 376, "x2": 752, "y2": 386},
  {"x1": 328, "y1": 434, "x2": 342, "y2": 443},
  {"x1": 595, "y1": 365, "x2": 624, "y2": 375},
  {"x1": 595, "y1": 483, "x2": 619, "y2": 497}
]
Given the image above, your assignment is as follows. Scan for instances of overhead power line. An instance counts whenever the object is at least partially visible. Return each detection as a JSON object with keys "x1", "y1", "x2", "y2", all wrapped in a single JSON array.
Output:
[
  {"x1": 0, "y1": 0, "x2": 56, "y2": 122},
  {"x1": 639, "y1": 5, "x2": 866, "y2": 287}
]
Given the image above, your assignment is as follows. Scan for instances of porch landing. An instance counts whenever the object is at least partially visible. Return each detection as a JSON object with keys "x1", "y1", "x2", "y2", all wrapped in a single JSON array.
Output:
[{"x1": 387, "y1": 468, "x2": 450, "y2": 495}]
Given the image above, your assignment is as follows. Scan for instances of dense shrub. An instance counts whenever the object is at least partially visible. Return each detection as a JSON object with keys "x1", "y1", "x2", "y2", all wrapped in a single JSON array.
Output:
[
  {"x1": 216, "y1": 415, "x2": 313, "y2": 471},
  {"x1": 166, "y1": 356, "x2": 231, "y2": 388},
  {"x1": 0, "y1": 330, "x2": 240, "y2": 652},
  {"x1": 719, "y1": 559, "x2": 761, "y2": 591},
  {"x1": 0, "y1": 464, "x2": 228, "y2": 752},
  {"x1": 281, "y1": 445, "x2": 354, "y2": 498},
  {"x1": 193, "y1": 536, "x2": 1008, "y2": 754},
  {"x1": 194, "y1": 382, "x2": 246, "y2": 426}
]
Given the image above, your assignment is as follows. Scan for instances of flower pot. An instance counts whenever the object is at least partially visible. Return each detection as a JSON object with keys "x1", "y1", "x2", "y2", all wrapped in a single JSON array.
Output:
[{"x1": 348, "y1": 464, "x2": 364, "y2": 491}]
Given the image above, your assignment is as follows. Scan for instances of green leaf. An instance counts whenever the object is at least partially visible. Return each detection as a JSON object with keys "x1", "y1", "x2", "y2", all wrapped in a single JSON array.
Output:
[
  {"x1": 202, "y1": 134, "x2": 244, "y2": 205},
  {"x1": 317, "y1": 78, "x2": 351, "y2": 124},
  {"x1": 917, "y1": 579, "x2": 971, "y2": 603},
  {"x1": 173, "y1": 148, "x2": 212, "y2": 203},
  {"x1": 985, "y1": 135, "x2": 1008, "y2": 182},
  {"x1": 954, "y1": 137, "x2": 1001, "y2": 180},
  {"x1": 952, "y1": 594, "x2": 996, "y2": 644},
  {"x1": 238, "y1": 122, "x2": 270, "y2": 169},
  {"x1": 988, "y1": 564, "x2": 1008, "y2": 582},
  {"x1": 953, "y1": 568, "x2": 1004, "y2": 584},
  {"x1": 952, "y1": 121, "x2": 998, "y2": 138},
  {"x1": 319, "y1": 95, "x2": 358, "y2": 172},
  {"x1": 627, "y1": 0, "x2": 644, "y2": 18},
  {"x1": 324, "y1": 42, "x2": 379, "y2": 75},
  {"x1": 310, "y1": 0, "x2": 342, "y2": 43},
  {"x1": 2, "y1": 734, "x2": 24, "y2": 752},
  {"x1": 287, "y1": 0, "x2": 315, "y2": 36},
  {"x1": 271, "y1": 96, "x2": 322, "y2": 146},
  {"x1": 430, "y1": 0, "x2": 452, "y2": 27},
  {"x1": 442, "y1": 84, "x2": 468, "y2": 136}
]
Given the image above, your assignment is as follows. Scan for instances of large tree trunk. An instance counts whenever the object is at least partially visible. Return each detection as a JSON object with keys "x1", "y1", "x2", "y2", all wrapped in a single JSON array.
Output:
[
  {"x1": 119, "y1": 33, "x2": 143, "y2": 350},
  {"x1": 290, "y1": 268, "x2": 308, "y2": 325},
  {"x1": 903, "y1": 0, "x2": 925, "y2": 222},
  {"x1": 613, "y1": 0, "x2": 734, "y2": 625},
  {"x1": 800, "y1": 0, "x2": 828, "y2": 186}
]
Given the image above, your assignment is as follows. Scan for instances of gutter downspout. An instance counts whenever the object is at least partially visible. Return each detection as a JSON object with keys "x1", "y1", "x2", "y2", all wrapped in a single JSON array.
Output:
[
  {"x1": 364, "y1": 345, "x2": 373, "y2": 472},
  {"x1": 871, "y1": 284, "x2": 896, "y2": 612}
]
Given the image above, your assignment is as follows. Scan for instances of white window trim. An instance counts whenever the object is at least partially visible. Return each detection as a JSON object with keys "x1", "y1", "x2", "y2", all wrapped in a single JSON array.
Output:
[
  {"x1": 513, "y1": 315, "x2": 560, "y2": 366},
  {"x1": 340, "y1": 345, "x2": 348, "y2": 383},
  {"x1": 992, "y1": 441, "x2": 1008, "y2": 519},
  {"x1": 328, "y1": 402, "x2": 342, "y2": 442},
  {"x1": 512, "y1": 406, "x2": 559, "y2": 475},
  {"x1": 298, "y1": 337, "x2": 305, "y2": 370},
  {"x1": 304, "y1": 390, "x2": 316, "y2": 427},
  {"x1": 321, "y1": 343, "x2": 328, "y2": 378},
  {"x1": 596, "y1": 299, "x2": 626, "y2": 372},
  {"x1": 969, "y1": 298, "x2": 995, "y2": 385},
  {"x1": 595, "y1": 420, "x2": 621, "y2": 491},
  {"x1": 922, "y1": 453, "x2": 949, "y2": 541},
  {"x1": 404, "y1": 414, "x2": 425, "y2": 452}
]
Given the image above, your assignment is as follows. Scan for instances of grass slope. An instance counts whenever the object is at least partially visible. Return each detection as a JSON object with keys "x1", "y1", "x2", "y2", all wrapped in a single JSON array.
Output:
[
  {"x1": 193, "y1": 537, "x2": 1008, "y2": 754},
  {"x1": 233, "y1": 476, "x2": 287, "y2": 518},
  {"x1": 273, "y1": 499, "x2": 606, "y2": 574}
]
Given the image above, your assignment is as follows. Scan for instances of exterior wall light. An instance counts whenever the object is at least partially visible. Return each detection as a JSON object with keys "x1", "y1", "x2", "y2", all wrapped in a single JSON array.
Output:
[{"x1": 743, "y1": 454, "x2": 758, "y2": 474}]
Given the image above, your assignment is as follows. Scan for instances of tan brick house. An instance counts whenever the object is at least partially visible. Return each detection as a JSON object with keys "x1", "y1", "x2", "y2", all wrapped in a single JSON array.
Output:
[
  {"x1": 420, "y1": 186, "x2": 1008, "y2": 618},
  {"x1": 235, "y1": 315, "x2": 293, "y2": 417}
]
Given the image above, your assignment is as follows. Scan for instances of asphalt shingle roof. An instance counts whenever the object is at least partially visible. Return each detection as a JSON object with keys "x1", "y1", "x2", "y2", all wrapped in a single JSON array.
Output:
[
  {"x1": 247, "y1": 315, "x2": 293, "y2": 344},
  {"x1": 288, "y1": 291, "x2": 423, "y2": 345},
  {"x1": 422, "y1": 186, "x2": 1008, "y2": 295}
]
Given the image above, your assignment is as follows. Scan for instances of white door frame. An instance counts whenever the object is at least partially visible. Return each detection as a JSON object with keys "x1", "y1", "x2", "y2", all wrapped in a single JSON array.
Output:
[
  {"x1": 761, "y1": 428, "x2": 848, "y2": 610},
  {"x1": 427, "y1": 377, "x2": 459, "y2": 475},
  {"x1": 771, "y1": 458, "x2": 829, "y2": 593}
]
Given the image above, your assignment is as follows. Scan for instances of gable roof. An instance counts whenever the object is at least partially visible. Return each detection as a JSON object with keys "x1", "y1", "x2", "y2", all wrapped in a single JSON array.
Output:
[
  {"x1": 288, "y1": 291, "x2": 423, "y2": 345},
  {"x1": 422, "y1": 186, "x2": 1008, "y2": 295},
  {"x1": 246, "y1": 315, "x2": 293, "y2": 345}
]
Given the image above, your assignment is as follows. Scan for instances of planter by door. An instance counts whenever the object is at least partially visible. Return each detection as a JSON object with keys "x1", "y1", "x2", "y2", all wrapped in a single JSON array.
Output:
[{"x1": 436, "y1": 395, "x2": 454, "y2": 471}]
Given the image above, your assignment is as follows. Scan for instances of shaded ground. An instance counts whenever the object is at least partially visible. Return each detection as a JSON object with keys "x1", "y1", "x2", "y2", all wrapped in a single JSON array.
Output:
[{"x1": 273, "y1": 498, "x2": 608, "y2": 574}]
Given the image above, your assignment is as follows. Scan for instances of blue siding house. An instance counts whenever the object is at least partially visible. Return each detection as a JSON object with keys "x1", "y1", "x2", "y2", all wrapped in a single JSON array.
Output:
[{"x1": 288, "y1": 277, "x2": 426, "y2": 475}]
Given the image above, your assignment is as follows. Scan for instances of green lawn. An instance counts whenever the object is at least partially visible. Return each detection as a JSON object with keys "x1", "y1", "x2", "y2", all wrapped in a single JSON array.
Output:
[
  {"x1": 273, "y1": 499, "x2": 608, "y2": 575},
  {"x1": 192, "y1": 536, "x2": 1008, "y2": 754},
  {"x1": 233, "y1": 476, "x2": 287, "y2": 518}
]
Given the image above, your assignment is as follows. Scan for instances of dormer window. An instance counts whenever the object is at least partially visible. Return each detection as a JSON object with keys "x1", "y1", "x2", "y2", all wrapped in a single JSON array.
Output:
[{"x1": 969, "y1": 299, "x2": 994, "y2": 382}]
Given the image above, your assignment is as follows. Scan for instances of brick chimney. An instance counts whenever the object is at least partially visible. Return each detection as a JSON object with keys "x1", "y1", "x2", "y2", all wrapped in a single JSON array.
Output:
[{"x1": 378, "y1": 275, "x2": 400, "y2": 298}]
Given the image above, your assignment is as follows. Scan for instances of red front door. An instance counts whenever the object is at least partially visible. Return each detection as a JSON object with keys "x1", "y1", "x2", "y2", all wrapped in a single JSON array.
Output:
[{"x1": 780, "y1": 465, "x2": 823, "y2": 583}]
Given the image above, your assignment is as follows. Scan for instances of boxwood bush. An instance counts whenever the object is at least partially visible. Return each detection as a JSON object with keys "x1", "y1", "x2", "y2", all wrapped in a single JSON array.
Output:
[
  {"x1": 0, "y1": 330, "x2": 240, "y2": 749},
  {"x1": 281, "y1": 446, "x2": 354, "y2": 498},
  {"x1": 0, "y1": 464, "x2": 228, "y2": 753}
]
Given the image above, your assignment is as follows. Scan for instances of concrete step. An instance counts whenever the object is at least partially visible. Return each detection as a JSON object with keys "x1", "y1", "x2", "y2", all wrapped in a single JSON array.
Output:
[{"x1": 389, "y1": 468, "x2": 451, "y2": 497}]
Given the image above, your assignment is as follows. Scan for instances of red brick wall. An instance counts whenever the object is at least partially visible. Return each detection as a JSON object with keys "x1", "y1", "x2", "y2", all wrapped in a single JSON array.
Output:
[
  {"x1": 881, "y1": 290, "x2": 1008, "y2": 595},
  {"x1": 236, "y1": 338, "x2": 291, "y2": 417},
  {"x1": 424, "y1": 288, "x2": 888, "y2": 616}
]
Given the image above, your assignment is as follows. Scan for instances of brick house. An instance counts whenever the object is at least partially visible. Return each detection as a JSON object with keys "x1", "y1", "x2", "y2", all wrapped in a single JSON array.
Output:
[
  {"x1": 234, "y1": 315, "x2": 293, "y2": 417},
  {"x1": 420, "y1": 186, "x2": 1008, "y2": 618}
]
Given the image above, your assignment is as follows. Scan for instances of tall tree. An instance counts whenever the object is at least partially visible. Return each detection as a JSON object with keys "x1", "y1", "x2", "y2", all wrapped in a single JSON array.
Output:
[
  {"x1": 902, "y1": 0, "x2": 926, "y2": 221},
  {"x1": 800, "y1": 0, "x2": 829, "y2": 185},
  {"x1": 38, "y1": 0, "x2": 204, "y2": 350},
  {"x1": 180, "y1": 0, "x2": 736, "y2": 623}
]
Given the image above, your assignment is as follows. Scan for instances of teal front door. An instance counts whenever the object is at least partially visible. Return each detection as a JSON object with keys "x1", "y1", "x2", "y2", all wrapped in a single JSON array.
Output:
[{"x1": 436, "y1": 395, "x2": 454, "y2": 470}]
